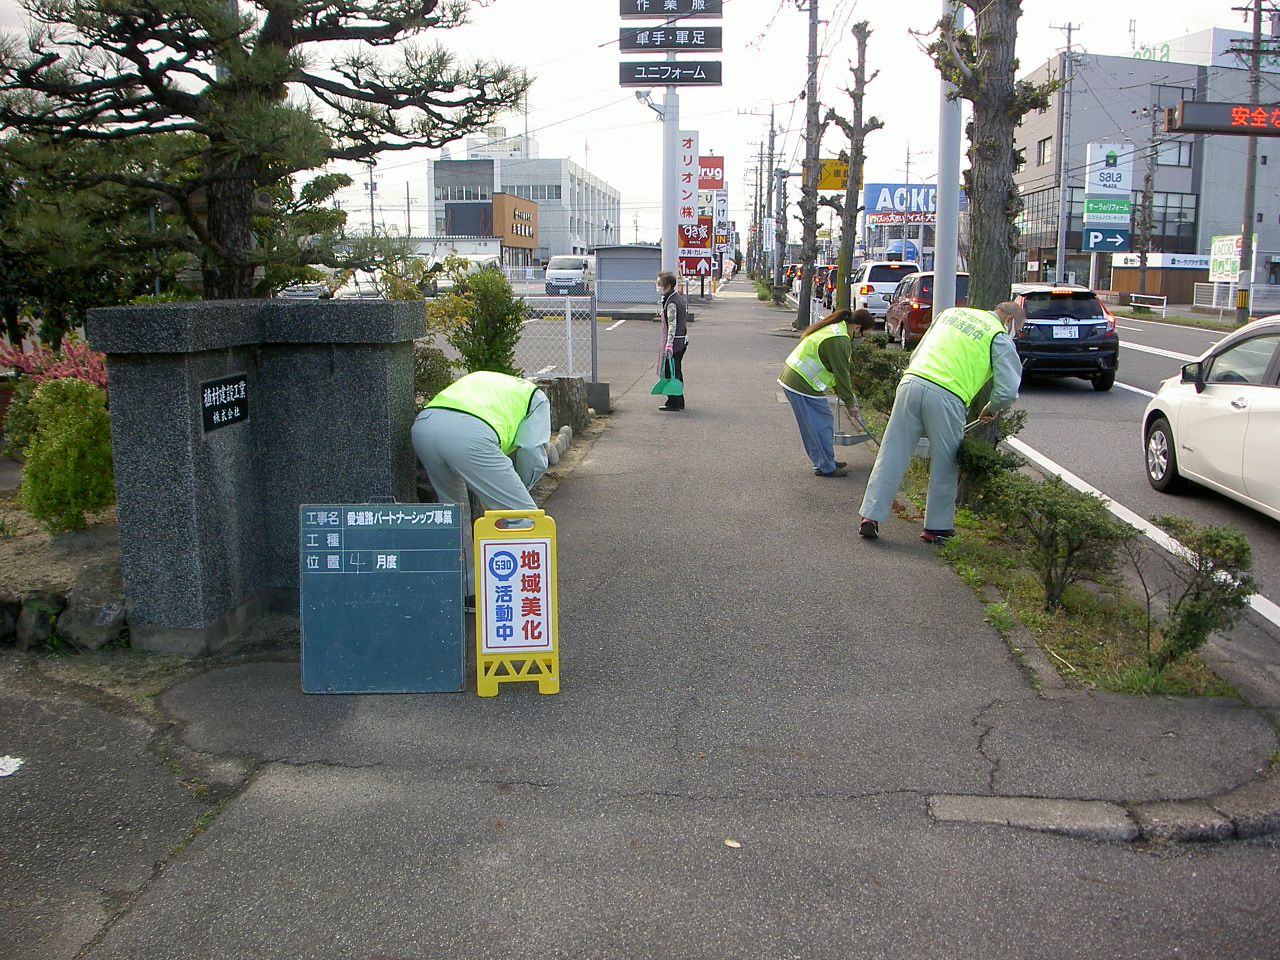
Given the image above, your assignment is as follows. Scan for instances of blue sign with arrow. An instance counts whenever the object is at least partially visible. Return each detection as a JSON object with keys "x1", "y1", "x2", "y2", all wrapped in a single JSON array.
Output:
[{"x1": 1083, "y1": 228, "x2": 1130, "y2": 252}]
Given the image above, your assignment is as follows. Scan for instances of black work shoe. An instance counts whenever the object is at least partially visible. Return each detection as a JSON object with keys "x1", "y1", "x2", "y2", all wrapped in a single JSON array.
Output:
[
  {"x1": 658, "y1": 405, "x2": 684, "y2": 412},
  {"x1": 920, "y1": 529, "x2": 955, "y2": 544},
  {"x1": 858, "y1": 518, "x2": 879, "y2": 538},
  {"x1": 813, "y1": 461, "x2": 848, "y2": 475},
  {"x1": 816, "y1": 467, "x2": 848, "y2": 477}
]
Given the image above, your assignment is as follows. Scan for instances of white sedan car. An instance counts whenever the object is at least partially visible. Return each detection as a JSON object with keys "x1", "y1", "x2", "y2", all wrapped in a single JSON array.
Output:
[{"x1": 1143, "y1": 315, "x2": 1280, "y2": 521}]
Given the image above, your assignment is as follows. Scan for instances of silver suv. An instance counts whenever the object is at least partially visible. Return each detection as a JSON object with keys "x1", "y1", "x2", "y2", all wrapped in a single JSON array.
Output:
[{"x1": 851, "y1": 260, "x2": 920, "y2": 319}]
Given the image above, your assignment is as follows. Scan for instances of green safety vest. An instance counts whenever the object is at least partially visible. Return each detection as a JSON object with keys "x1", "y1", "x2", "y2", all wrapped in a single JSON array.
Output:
[
  {"x1": 784, "y1": 321, "x2": 849, "y2": 392},
  {"x1": 906, "y1": 307, "x2": 1004, "y2": 404},
  {"x1": 426, "y1": 372, "x2": 538, "y2": 453}
]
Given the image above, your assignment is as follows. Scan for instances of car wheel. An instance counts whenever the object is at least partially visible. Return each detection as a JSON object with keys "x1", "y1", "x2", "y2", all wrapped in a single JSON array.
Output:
[
  {"x1": 1092, "y1": 370, "x2": 1115, "y2": 391},
  {"x1": 1145, "y1": 416, "x2": 1186, "y2": 493}
]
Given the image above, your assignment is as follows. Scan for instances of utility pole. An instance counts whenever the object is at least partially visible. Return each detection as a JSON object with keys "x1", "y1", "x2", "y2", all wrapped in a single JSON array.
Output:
[
  {"x1": 1052, "y1": 22, "x2": 1076, "y2": 284},
  {"x1": 795, "y1": 0, "x2": 823, "y2": 329},
  {"x1": 1135, "y1": 107, "x2": 1160, "y2": 295},
  {"x1": 934, "y1": 1, "x2": 964, "y2": 314},
  {"x1": 766, "y1": 105, "x2": 778, "y2": 285},
  {"x1": 364, "y1": 162, "x2": 378, "y2": 235},
  {"x1": 1235, "y1": 0, "x2": 1264, "y2": 325}
]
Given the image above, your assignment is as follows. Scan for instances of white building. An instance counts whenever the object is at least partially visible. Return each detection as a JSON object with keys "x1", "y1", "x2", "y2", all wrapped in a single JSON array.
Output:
[
  {"x1": 426, "y1": 127, "x2": 622, "y2": 263},
  {"x1": 1013, "y1": 27, "x2": 1280, "y2": 287}
]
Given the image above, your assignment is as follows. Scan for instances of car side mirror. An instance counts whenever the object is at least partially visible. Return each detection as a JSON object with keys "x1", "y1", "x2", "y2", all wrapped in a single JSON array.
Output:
[{"x1": 1182, "y1": 361, "x2": 1205, "y2": 393}]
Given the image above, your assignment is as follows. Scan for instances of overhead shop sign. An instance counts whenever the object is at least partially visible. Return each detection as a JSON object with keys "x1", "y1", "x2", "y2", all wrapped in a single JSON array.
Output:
[
  {"x1": 620, "y1": 26, "x2": 722, "y2": 51},
  {"x1": 620, "y1": 0, "x2": 723, "y2": 17},
  {"x1": 1169, "y1": 100, "x2": 1280, "y2": 136},
  {"x1": 619, "y1": 61, "x2": 722, "y2": 86}
]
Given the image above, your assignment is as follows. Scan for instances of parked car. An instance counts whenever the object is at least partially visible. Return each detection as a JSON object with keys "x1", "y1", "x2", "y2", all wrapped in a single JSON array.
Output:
[
  {"x1": 331, "y1": 270, "x2": 382, "y2": 300},
  {"x1": 813, "y1": 264, "x2": 835, "y2": 304},
  {"x1": 433, "y1": 255, "x2": 502, "y2": 295},
  {"x1": 884, "y1": 271, "x2": 970, "y2": 348},
  {"x1": 544, "y1": 255, "x2": 595, "y2": 296},
  {"x1": 1009, "y1": 283, "x2": 1120, "y2": 391},
  {"x1": 1142, "y1": 315, "x2": 1280, "y2": 520},
  {"x1": 851, "y1": 260, "x2": 920, "y2": 319}
]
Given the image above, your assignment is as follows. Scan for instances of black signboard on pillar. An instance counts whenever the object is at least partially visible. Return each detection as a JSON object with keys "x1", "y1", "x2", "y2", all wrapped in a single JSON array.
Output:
[
  {"x1": 620, "y1": 0, "x2": 723, "y2": 18},
  {"x1": 619, "y1": 61, "x2": 723, "y2": 87},
  {"x1": 620, "y1": 26, "x2": 723, "y2": 52}
]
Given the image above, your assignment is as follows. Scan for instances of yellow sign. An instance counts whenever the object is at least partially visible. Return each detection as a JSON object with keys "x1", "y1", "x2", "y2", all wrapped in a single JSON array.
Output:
[
  {"x1": 818, "y1": 159, "x2": 850, "y2": 191},
  {"x1": 474, "y1": 509, "x2": 559, "y2": 696}
]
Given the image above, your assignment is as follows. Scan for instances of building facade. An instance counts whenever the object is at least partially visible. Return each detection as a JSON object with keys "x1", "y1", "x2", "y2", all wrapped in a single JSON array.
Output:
[
  {"x1": 425, "y1": 128, "x2": 622, "y2": 265},
  {"x1": 1013, "y1": 27, "x2": 1280, "y2": 288}
]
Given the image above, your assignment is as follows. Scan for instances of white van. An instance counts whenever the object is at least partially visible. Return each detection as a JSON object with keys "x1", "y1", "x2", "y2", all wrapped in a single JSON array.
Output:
[
  {"x1": 544, "y1": 255, "x2": 596, "y2": 296},
  {"x1": 851, "y1": 260, "x2": 920, "y2": 319}
]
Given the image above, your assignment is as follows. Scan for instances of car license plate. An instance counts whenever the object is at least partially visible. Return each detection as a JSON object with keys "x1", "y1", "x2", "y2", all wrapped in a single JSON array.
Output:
[{"x1": 1052, "y1": 325, "x2": 1079, "y2": 339}]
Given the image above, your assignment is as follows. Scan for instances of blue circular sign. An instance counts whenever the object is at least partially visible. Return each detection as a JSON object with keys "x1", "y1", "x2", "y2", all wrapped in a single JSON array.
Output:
[{"x1": 488, "y1": 550, "x2": 518, "y2": 581}]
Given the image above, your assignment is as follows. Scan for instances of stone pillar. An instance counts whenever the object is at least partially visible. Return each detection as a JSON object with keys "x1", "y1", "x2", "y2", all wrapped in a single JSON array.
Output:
[{"x1": 86, "y1": 300, "x2": 425, "y2": 653}]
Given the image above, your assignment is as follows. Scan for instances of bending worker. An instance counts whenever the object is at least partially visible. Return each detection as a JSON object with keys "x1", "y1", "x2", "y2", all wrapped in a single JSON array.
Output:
[
  {"x1": 858, "y1": 301, "x2": 1025, "y2": 544},
  {"x1": 778, "y1": 308, "x2": 874, "y2": 478},
  {"x1": 412, "y1": 371, "x2": 551, "y2": 599}
]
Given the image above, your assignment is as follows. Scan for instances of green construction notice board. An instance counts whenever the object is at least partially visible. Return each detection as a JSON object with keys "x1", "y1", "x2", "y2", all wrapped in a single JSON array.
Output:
[{"x1": 300, "y1": 504, "x2": 466, "y2": 693}]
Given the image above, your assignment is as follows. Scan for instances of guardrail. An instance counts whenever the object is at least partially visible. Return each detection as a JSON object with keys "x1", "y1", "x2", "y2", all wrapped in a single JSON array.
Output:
[{"x1": 1127, "y1": 293, "x2": 1167, "y2": 317}]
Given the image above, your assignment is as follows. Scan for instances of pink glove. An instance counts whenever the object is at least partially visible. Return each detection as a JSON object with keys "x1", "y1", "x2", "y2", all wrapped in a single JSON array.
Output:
[{"x1": 664, "y1": 343, "x2": 674, "y2": 356}]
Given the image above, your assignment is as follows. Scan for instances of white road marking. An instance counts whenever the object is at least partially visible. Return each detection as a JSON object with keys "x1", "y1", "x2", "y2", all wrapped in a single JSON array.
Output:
[
  {"x1": 606, "y1": 318, "x2": 628, "y2": 331},
  {"x1": 1120, "y1": 341, "x2": 1196, "y2": 362},
  {"x1": 1113, "y1": 381, "x2": 1156, "y2": 398},
  {"x1": 1005, "y1": 437, "x2": 1280, "y2": 630}
]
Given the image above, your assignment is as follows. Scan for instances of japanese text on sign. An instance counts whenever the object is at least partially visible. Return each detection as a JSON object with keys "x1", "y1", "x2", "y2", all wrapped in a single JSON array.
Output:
[
  {"x1": 479, "y1": 539, "x2": 553, "y2": 652},
  {"x1": 200, "y1": 373, "x2": 249, "y2": 433}
]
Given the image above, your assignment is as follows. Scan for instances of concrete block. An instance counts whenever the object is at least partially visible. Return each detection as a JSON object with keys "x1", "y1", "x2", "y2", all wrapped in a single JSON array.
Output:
[
  {"x1": 1210, "y1": 777, "x2": 1280, "y2": 839},
  {"x1": 58, "y1": 557, "x2": 127, "y2": 652},
  {"x1": 1132, "y1": 800, "x2": 1235, "y2": 842},
  {"x1": 929, "y1": 794, "x2": 1140, "y2": 843}
]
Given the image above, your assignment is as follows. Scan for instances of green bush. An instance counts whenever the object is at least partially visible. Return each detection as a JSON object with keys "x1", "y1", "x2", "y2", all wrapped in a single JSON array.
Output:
[
  {"x1": 1147, "y1": 515, "x2": 1257, "y2": 673},
  {"x1": 847, "y1": 337, "x2": 910, "y2": 414},
  {"x1": 19, "y1": 378, "x2": 115, "y2": 532},
  {"x1": 1, "y1": 376, "x2": 39, "y2": 460},
  {"x1": 413, "y1": 341, "x2": 456, "y2": 407},
  {"x1": 444, "y1": 267, "x2": 525, "y2": 376},
  {"x1": 993, "y1": 473, "x2": 1136, "y2": 612}
]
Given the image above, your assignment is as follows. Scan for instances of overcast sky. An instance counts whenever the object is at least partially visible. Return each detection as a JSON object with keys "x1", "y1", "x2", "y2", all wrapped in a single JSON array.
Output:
[{"x1": 0, "y1": 1, "x2": 1240, "y2": 240}]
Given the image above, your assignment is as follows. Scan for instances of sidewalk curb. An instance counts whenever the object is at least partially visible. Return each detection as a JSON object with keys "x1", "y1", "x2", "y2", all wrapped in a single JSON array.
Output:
[{"x1": 929, "y1": 775, "x2": 1280, "y2": 843}]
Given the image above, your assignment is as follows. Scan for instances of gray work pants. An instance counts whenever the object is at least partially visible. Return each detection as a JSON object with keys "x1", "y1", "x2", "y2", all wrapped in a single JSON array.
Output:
[
  {"x1": 858, "y1": 375, "x2": 967, "y2": 532},
  {"x1": 411, "y1": 408, "x2": 537, "y2": 593}
]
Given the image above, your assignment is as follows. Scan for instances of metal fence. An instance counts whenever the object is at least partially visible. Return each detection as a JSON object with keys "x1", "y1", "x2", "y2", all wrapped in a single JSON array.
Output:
[
  {"x1": 1193, "y1": 282, "x2": 1280, "y2": 318},
  {"x1": 516, "y1": 296, "x2": 598, "y2": 381}
]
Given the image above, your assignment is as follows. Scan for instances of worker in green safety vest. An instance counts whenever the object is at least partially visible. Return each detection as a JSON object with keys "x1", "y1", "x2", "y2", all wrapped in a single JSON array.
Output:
[
  {"x1": 858, "y1": 301, "x2": 1025, "y2": 543},
  {"x1": 778, "y1": 308, "x2": 875, "y2": 477},
  {"x1": 412, "y1": 371, "x2": 551, "y2": 601}
]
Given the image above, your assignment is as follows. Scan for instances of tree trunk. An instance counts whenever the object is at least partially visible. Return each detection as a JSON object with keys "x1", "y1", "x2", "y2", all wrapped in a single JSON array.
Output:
[
  {"x1": 963, "y1": 0, "x2": 1023, "y2": 311},
  {"x1": 836, "y1": 22, "x2": 876, "y2": 312},
  {"x1": 201, "y1": 158, "x2": 260, "y2": 300}
]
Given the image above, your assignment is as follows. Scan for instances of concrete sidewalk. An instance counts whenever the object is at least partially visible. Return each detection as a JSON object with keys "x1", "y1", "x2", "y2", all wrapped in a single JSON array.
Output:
[{"x1": 4, "y1": 283, "x2": 1279, "y2": 960}]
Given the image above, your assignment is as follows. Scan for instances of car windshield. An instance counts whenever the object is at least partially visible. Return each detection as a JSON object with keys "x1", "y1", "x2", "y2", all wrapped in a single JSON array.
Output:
[
  {"x1": 547, "y1": 257, "x2": 585, "y2": 270},
  {"x1": 868, "y1": 265, "x2": 914, "y2": 282},
  {"x1": 1023, "y1": 292, "x2": 1105, "y2": 321},
  {"x1": 917, "y1": 275, "x2": 969, "y2": 299}
]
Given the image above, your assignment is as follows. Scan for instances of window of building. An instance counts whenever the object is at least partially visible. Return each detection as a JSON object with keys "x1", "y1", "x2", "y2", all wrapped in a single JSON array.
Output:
[
  {"x1": 1153, "y1": 85, "x2": 1195, "y2": 109},
  {"x1": 1036, "y1": 137, "x2": 1053, "y2": 166},
  {"x1": 434, "y1": 184, "x2": 491, "y2": 202},
  {"x1": 1156, "y1": 140, "x2": 1193, "y2": 167}
]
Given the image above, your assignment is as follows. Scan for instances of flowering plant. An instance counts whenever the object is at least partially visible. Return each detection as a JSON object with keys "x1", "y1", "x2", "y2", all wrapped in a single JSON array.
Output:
[{"x1": 0, "y1": 338, "x2": 108, "y2": 389}]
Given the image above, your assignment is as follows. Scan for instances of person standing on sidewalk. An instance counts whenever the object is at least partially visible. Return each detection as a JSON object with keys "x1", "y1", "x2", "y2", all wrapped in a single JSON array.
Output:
[
  {"x1": 778, "y1": 308, "x2": 874, "y2": 478},
  {"x1": 857, "y1": 301, "x2": 1025, "y2": 543},
  {"x1": 411, "y1": 371, "x2": 550, "y2": 599},
  {"x1": 657, "y1": 271, "x2": 689, "y2": 412}
]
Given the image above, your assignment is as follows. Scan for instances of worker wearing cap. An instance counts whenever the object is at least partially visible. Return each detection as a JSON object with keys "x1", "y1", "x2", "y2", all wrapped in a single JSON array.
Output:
[
  {"x1": 412, "y1": 371, "x2": 550, "y2": 597},
  {"x1": 857, "y1": 301, "x2": 1025, "y2": 543}
]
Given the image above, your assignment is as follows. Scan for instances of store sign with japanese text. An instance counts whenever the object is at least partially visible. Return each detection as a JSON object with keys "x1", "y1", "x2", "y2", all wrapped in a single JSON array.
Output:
[
  {"x1": 619, "y1": 60, "x2": 722, "y2": 86},
  {"x1": 620, "y1": 26, "x2": 722, "y2": 51},
  {"x1": 620, "y1": 0, "x2": 723, "y2": 18},
  {"x1": 677, "y1": 131, "x2": 699, "y2": 226}
]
